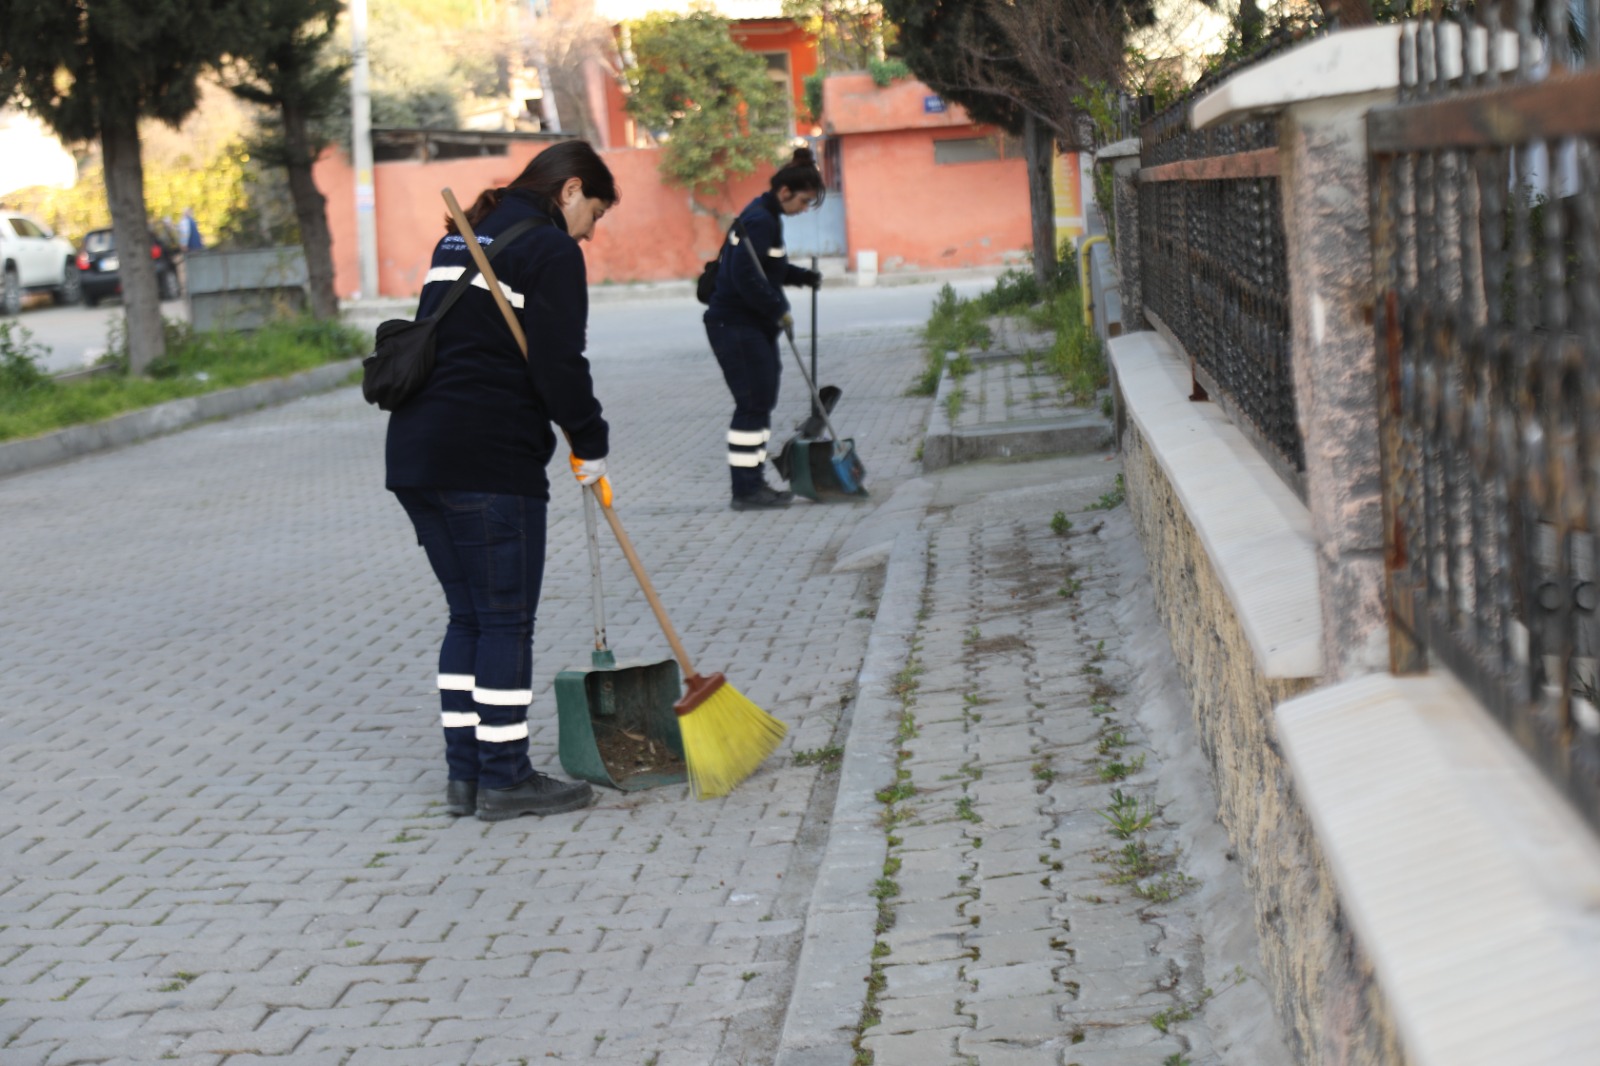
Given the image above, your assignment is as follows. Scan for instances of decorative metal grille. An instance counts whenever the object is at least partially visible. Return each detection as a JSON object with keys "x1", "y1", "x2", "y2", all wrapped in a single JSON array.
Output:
[
  {"x1": 1138, "y1": 103, "x2": 1304, "y2": 481},
  {"x1": 1370, "y1": 4, "x2": 1600, "y2": 827}
]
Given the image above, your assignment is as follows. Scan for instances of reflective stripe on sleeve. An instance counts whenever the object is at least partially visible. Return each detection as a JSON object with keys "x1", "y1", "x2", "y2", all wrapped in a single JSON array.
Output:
[{"x1": 422, "y1": 266, "x2": 526, "y2": 309}]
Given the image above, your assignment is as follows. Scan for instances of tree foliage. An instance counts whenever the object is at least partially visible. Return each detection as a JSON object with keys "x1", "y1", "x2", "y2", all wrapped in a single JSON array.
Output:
[
  {"x1": 782, "y1": 0, "x2": 890, "y2": 70},
  {"x1": 881, "y1": 0, "x2": 1155, "y2": 143},
  {"x1": 0, "y1": 0, "x2": 242, "y2": 374},
  {"x1": 622, "y1": 10, "x2": 788, "y2": 199}
]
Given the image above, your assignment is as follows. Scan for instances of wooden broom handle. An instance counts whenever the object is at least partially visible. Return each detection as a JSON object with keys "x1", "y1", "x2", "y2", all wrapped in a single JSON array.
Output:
[
  {"x1": 442, "y1": 188, "x2": 529, "y2": 358},
  {"x1": 440, "y1": 186, "x2": 701, "y2": 680}
]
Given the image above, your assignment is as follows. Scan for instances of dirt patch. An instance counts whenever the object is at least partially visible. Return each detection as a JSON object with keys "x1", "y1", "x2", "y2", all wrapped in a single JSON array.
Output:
[
  {"x1": 969, "y1": 634, "x2": 1028, "y2": 655},
  {"x1": 595, "y1": 726, "x2": 686, "y2": 783}
]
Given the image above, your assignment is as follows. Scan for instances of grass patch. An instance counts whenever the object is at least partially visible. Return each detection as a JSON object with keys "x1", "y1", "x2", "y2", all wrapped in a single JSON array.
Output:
[{"x1": 0, "y1": 315, "x2": 368, "y2": 443}]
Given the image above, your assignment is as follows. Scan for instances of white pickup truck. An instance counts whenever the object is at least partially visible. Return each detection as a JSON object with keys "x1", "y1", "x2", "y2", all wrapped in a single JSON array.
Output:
[{"x1": 1, "y1": 210, "x2": 80, "y2": 314}]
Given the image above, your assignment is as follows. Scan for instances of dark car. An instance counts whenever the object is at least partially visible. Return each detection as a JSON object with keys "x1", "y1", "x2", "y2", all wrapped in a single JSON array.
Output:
[{"x1": 76, "y1": 224, "x2": 183, "y2": 306}]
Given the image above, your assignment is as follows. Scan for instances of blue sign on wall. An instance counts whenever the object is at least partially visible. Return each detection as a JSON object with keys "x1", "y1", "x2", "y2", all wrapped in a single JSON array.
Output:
[{"x1": 923, "y1": 95, "x2": 946, "y2": 114}]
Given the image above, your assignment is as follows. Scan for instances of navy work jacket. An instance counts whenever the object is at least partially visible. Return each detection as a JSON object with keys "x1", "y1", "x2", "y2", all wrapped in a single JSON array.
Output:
[
  {"x1": 704, "y1": 191, "x2": 814, "y2": 338},
  {"x1": 386, "y1": 189, "x2": 608, "y2": 500}
]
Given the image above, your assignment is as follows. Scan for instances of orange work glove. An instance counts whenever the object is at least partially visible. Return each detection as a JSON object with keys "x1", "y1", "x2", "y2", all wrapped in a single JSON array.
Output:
[{"x1": 569, "y1": 454, "x2": 613, "y2": 507}]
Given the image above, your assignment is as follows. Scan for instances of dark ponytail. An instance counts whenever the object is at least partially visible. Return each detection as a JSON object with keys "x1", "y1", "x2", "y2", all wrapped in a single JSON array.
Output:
[
  {"x1": 447, "y1": 139, "x2": 620, "y2": 233},
  {"x1": 770, "y1": 146, "x2": 825, "y2": 206}
]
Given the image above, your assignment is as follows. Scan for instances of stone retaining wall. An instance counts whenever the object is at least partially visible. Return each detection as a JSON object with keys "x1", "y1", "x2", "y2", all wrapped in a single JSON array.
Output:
[{"x1": 1119, "y1": 418, "x2": 1407, "y2": 1066}]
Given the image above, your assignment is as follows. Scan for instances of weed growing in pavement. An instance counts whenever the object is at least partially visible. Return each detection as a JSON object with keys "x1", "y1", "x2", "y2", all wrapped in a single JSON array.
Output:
[
  {"x1": 1099, "y1": 789, "x2": 1155, "y2": 839},
  {"x1": 944, "y1": 385, "x2": 965, "y2": 424},
  {"x1": 964, "y1": 626, "x2": 981, "y2": 644},
  {"x1": 896, "y1": 708, "x2": 919, "y2": 742},
  {"x1": 793, "y1": 745, "x2": 844, "y2": 769},
  {"x1": 1059, "y1": 577, "x2": 1083, "y2": 598},
  {"x1": 1151, "y1": 988, "x2": 1214, "y2": 1034},
  {"x1": 1135, "y1": 872, "x2": 1200, "y2": 902},
  {"x1": 955, "y1": 796, "x2": 980, "y2": 823},
  {"x1": 1097, "y1": 754, "x2": 1146, "y2": 782},
  {"x1": 1096, "y1": 730, "x2": 1129, "y2": 754},
  {"x1": 1090, "y1": 474, "x2": 1126, "y2": 510},
  {"x1": 1051, "y1": 510, "x2": 1073, "y2": 535},
  {"x1": 1101, "y1": 392, "x2": 1115, "y2": 419},
  {"x1": 1032, "y1": 760, "x2": 1057, "y2": 783},
  {"x1": 1164, "y1": 1055, "x2": 1193, "y2": 1066}
]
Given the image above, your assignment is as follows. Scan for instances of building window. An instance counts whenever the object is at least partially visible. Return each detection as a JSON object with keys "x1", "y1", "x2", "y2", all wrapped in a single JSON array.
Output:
[
  {"x1": 933, "y1": 136, "x2": 1004, "y2": 165},
  {"x1": 762, "y1": 51, "x2": 794, "y2": 137}
]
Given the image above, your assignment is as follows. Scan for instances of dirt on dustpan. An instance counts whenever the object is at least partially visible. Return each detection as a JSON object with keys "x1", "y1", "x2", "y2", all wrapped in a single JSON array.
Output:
[{"x1": 594, "y1": 725, "x2": 687, "y2": 784}]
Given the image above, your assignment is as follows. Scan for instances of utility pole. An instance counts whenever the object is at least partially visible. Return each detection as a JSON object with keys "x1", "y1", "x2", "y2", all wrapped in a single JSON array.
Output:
[
  {"x1": 351, "y1": 0, "x2": 379, "y2": 298},
  {"x1": 527, "y1": 0, "x2": 562, "y2": 132}
]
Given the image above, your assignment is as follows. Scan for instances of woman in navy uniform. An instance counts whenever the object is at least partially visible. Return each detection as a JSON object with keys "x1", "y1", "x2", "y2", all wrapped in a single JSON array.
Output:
[
  {"x1": 386, "y1": 141, "x2": 618, "y2": 821},
  {"x1": 703, "y1": 147, "x2": 826, "y2": 510}
]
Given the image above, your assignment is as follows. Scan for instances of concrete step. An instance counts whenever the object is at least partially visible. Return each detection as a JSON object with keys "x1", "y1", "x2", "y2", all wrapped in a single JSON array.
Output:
[{"x1": 922, "y1": 351, "x2": 1112, "y2": 471}]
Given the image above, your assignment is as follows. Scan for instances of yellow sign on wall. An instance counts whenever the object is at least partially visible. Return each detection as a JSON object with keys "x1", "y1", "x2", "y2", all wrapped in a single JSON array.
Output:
[{"x1": 1053, "y1": 148, "x2": 1085, "y2": 252}]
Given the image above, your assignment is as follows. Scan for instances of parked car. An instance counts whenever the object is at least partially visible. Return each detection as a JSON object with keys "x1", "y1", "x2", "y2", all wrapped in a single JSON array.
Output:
[
  {"x1": 76, "y1": 224, "x2": 184, "y2": 306},
  {"x1": 0, "y1": 210, "x2": 80, "y2": 314}
]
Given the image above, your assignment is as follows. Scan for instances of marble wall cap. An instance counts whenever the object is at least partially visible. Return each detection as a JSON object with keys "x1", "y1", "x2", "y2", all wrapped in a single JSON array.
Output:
[{"x1": 1193, "y1": 21, "x2": 1528, "y2": 130}]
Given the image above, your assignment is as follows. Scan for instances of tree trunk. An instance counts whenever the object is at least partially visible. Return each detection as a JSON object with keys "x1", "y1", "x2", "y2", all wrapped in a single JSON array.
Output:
[
  {"x1": 282, "y1": 101, "x2": 339, "y2": 320},
  {"x1": 1024, "y1": 111, "x2": 1056, "y2": 290},
  {"x1": 100, "y1": 95, "x2": 163, "y2": 375}
]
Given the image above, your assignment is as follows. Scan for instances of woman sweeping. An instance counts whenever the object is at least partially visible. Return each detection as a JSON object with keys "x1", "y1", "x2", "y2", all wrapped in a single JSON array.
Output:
[
  {"x1": 703, "y1": 147, "x2": 826, "y2": 510},
  {"x1": 386, "y1": 141, "x2": 618, "y2": 821}
]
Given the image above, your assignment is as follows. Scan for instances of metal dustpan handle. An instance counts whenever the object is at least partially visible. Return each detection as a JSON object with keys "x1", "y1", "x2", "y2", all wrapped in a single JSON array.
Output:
[
  {"x1": 783, "y1": 327, "x2": 849, "y2": 458},
  {"x1": 583, "y1": 486, "x2": 614, "y2": 666}
]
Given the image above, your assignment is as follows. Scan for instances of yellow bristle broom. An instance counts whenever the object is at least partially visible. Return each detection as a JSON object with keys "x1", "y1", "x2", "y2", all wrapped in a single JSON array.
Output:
[{"x1": 441, "y1": 188, "x2": 786, "y2": 798}]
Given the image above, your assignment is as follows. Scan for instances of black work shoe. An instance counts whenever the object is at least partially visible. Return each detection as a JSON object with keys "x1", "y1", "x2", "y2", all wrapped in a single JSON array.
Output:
[
  {"x1": 445, "y1": 779, "x2": 477, "y2": 817},
  {"x1": 477, "y1": 772, "x2": 595, "y2": 821},
  {"x1": 731, "y1": 485, "x2": 794, "y2": 511}
]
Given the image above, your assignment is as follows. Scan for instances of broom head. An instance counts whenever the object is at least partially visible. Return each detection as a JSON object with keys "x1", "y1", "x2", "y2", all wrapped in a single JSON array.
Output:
[{"x1": 675, "y1": 673, "x2": 786, "y2": 799}]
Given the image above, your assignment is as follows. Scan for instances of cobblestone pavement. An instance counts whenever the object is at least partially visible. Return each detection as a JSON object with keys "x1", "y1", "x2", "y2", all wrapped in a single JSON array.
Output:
[
  {"x1": 849, "y1": 462, "x2": 1290, "y2": 1066},
  {"x1": 0, "y1": 314, "x2": 1289, "y2": 1065},
  {"x1": 0, "y1": 326, "x2": 926, "y2": 1066}
]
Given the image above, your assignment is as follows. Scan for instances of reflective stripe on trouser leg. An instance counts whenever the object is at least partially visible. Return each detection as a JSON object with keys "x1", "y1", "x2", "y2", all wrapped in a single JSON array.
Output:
[
  {"x1": 708, "y1": 319, "x2": 781, "y2": 496},
  {"x1": 438, "y1": 674, "x2": 480, "y2": 781}
]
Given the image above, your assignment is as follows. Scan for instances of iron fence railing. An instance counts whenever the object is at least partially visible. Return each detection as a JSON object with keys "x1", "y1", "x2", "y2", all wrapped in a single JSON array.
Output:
[
  {"x1": 1370, "y1": 4, "x2": 1600, "y2": 828},
  {"x1": 1139, "y1": 101, "x2": 1304, "y2": 489}
]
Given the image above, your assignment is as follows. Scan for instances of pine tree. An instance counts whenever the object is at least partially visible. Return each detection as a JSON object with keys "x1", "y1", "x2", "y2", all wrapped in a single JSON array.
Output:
[
  {"x1": 0, "y1": 0, "x2": 239, "y2": 373},
  {"x1": 221, "y1": 0, "x2": 347, "y2": 320}
]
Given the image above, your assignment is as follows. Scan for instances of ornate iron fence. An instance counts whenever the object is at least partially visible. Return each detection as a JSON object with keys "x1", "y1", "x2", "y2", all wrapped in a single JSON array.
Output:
[
  {"x1": 1139, "y1": 102, "x2": 1303, "y2": 489},
  {"x1": 1370, "y1": 4, "x2": 1600, "y2": 826}
]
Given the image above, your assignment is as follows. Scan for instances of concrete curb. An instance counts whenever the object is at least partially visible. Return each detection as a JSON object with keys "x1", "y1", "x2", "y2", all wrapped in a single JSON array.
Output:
[
  {"x1": 0, "y1": 358, "x2": 363, "y2": 480},
  {"x1": 776, "y1": 516, "x2": 931, "y2": 1066}
]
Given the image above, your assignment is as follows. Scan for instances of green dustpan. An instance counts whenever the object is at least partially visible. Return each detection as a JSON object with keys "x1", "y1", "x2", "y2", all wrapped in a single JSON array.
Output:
[{"x1": 556, "y1": 486, "x2": 687, "y2": 790}]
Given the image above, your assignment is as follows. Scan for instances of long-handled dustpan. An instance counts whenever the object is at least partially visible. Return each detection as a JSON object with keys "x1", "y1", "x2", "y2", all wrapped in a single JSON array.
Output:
[
  {"x1": 781, "y1": 322, "x2": 868, "y2": 499},
  {"x1": 554, "y1": 487, "x2": 686, "y2": 790}
]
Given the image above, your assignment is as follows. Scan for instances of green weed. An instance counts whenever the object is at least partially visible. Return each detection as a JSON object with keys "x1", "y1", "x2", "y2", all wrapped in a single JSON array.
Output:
[
  {"x1": 793, "y1": 745, "x2": 845, "y2": 768},
  {"x1": 1050, "y1": 510, "x2": 1072, "y2": 535}
]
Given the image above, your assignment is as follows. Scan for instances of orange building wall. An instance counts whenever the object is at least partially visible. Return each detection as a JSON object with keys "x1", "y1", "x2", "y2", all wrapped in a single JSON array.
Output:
[
  {"x1": 729, "y1": 19, "x2": 819, "y2": 128},
  {"x1": 840, "y1": 127, "x2": 1030, "y2": 272},
  {"x1": 314, "y1": 144, "x2": 770, "y2": 298}
]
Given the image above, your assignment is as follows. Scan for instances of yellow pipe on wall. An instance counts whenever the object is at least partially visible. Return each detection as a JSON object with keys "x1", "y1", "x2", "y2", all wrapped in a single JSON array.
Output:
[{"x1": 1078, "y1": 235, "x2": 1108, "y2": 330}]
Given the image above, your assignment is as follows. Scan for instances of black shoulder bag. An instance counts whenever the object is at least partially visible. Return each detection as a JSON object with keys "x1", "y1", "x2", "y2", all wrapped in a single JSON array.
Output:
[
  {"x1": 695, "y1": 219, "x2": 749, "y2": 305},
  {"x1": 362, "y1": 216, "x2": 546, "y2": 411}
]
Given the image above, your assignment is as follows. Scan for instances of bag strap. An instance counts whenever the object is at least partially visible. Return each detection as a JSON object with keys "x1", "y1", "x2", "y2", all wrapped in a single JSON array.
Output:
[
  {"x1": 431, "y1": 215, "x2": 548, "y2": 321},
  {"x1": 730, "y1": 217, "x2": 780, "y2": 295}
]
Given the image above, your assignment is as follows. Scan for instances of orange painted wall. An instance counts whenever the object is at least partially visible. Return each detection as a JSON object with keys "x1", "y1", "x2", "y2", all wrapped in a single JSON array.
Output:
[
  {"x1": 840, "y1": 126, "x2": 1030, "y2": 272},
  {"x1": 314, "y1": 144, "x2": 770, "y2": 298},
  {"x1": 823, "y1": 71, "x2": 976, "y2": 135}
]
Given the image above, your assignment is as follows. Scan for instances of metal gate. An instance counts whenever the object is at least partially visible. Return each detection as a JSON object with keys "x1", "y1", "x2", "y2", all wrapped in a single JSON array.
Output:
[{"x1": 1370, "y1": 8, "x2": 1600, "y2": 827}]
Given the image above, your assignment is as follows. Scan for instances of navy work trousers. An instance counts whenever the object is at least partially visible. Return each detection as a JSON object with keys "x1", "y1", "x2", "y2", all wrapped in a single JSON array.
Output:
[
  {"x1": 706, "y1": 317, "x2": 782, "y2": 497},
  {"x1": 393, "y1": 488, "x2": 547, "y2": 790}
]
